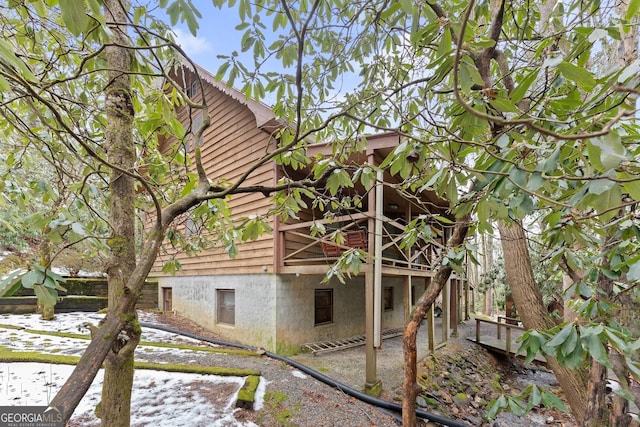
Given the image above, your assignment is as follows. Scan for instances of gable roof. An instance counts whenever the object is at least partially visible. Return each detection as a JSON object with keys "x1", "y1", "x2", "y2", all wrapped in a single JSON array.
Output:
[{"x1": 179, "y1": 59, "x2": 284, "y2": 133}]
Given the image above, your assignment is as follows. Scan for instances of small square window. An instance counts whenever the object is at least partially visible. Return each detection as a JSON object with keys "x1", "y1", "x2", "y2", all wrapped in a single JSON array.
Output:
[
  {"x1": 217, "y1": 289, "x2": 235, "y2": 325},
  {"x1": 185, "y1": 81, "x2": 198, "y2": 98},
  {"x1": 384, "y1": 287, "x2": 393, "y2": 311},
  {"x1": 314, "y1": 289, "x2": 333, "y2": 325}
]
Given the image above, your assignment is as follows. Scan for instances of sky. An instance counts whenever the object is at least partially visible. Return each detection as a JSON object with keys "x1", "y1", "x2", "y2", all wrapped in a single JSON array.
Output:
[
  {"x1": 0, "y1": 311, "x2": 267, "y2": 426},
  {"x1": 161, "y1": 3, "x2": 269, "y2": 82}
]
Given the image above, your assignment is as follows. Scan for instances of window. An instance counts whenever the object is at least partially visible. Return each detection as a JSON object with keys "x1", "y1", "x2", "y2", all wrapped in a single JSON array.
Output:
[
  {"x1": 314, "y1": 289, "x2": 333, "y2": 325},
  {"x1": 384, "y1": 287, "x2": 393, "y2": 311},
  {"x1": 217, "y1": 289, "x2": 235, "y2": 325},
  {"x1": 162, "y1": 288, "x2": 172, "y2": 312},
  {"x1": 185, "y1": 80, "x2": 198, "y2": 98}
]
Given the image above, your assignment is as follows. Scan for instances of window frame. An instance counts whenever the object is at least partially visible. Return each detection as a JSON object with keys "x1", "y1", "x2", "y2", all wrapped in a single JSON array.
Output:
[
  {"x1": 217, "y1": 289, "x2": 236, "y2": 326},
  {"x1": 314, "y1": 289, "x2": 333, "y2": 326}
]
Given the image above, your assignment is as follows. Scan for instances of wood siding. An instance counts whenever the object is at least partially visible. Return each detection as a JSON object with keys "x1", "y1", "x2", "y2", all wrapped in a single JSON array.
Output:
[{"x1": 152, "y1": 70, "x2": 277, "y2": 276}]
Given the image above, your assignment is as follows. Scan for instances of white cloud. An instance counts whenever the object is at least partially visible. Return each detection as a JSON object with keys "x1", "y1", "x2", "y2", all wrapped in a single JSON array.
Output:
[{"x1": 173, "y1": 27, "x2": 213, "y2": 56}]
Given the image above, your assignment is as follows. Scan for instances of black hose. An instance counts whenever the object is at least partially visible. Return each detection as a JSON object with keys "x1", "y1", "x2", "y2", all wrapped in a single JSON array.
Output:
[{"x1": 140, "y1": 322, "x2": 470, "y2": 427}]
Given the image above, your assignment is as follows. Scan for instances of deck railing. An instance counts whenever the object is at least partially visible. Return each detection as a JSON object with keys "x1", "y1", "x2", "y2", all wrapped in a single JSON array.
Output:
[
  {"x1": 278, "y1": 213, "x2": 446, "y2": 270},
  {"x1": 475, "y1": 316, "x2": 525, "y2": 354}
]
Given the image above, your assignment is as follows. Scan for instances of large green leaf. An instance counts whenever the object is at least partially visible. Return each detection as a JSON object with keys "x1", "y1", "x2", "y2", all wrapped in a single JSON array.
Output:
[
  {"x1": 59, "y1": 0, "x2": 89, "y2": 36},
  {"x1": 33, "y1": 284, "x2": 59, "y2": 309},
  {"x1": 0, "y1": 269, "x2": 27, "y2": 297},
  {"x1": 557, "y1": 61, "x2": 597, "y2": 91}
]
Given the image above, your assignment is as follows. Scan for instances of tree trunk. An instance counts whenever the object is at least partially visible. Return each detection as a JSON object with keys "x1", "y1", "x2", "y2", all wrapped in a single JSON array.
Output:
[
  {"x1": 402, "y1": 214, "x2": 470, "y2": 426},
  {"x1": 497, "y1": 221, "x2": 589, "y2": 423},
  {"x1": 97, "y1": 1, "x2": 141, "y2": 425}
]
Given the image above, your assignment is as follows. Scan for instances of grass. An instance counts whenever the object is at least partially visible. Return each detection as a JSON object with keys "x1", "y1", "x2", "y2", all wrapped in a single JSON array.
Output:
[
  {"x1": 0, "y1": 345, "x2": 261, "y2": 377},
  {"x1": 0, "y1": 321, "x2": 266, "y2": 409},
  {"x1": 0, "y1": 324, "x2": 260, "y2": 357},
  {"x1": 257, "y1": 390, "x2": 301, "y2": 426}
]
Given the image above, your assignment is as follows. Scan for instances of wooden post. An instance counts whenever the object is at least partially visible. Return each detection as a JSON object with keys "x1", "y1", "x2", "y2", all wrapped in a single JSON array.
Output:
[
  {"x1": 364, "y1": 152, "x2": 380, "y2": 396},
  {"x1": 403, "y1": 275, "x2": 411, "y2": 322},
  {"x1": 442, "y1": 278, "x2": 450, "y2": 343},
  {"x1": 464, "y1": 276, "x2": 470, "y2": 320},
  {"x1": 404, "y1": 204, "x2": 412, "y2": 322},
  {"x1": 475, "y1": 317, "x2": 480, "y2": 343},
  {"x1": 506, "y1": 325, "x2": 512, "y2": 354},
  {"x1": 365, "y1": 265, "x2": 377, "y2": 385},
  {"x1": 373, "y1": 169, "x2": 383, "y2": 347},
  {"x1": 450, "y1": 278, "x2": 458, "y2": 337}
]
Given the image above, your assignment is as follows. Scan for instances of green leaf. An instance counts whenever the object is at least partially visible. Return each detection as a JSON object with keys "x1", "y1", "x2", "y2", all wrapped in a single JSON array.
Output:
[
  {"x1": 325, "y1": 169, "x2": 354, "y2": 196},
  {"x1": 60, "y1": 0, "x2": 89, "y2": 36},
  {"x1": 587, "y1": 179, "x2": 615, "y2": 195},
  {"x1": 560, "y1": 326, "x2": 579, "y2": 357},
  {"x1": 546, "y1": 323, "x2": 575, "y2": 349},
  {"x1": 542, "y1": 55, "x2": 563, "y2": 68},
  {"x1": 557, "y1": 61, "x2": 597, "y2": 91},
  {"x1": 486, "y1": 395, "x2": 508, "y2": 419},
  {"x1": 540, "y1": 390, "x2": 569, "y2": 412},
  {"x1": 490, "y1": 97, "x2": 520, "y2": 113},
  {"x1": 0, "y1": 39, "x2": 35, "y2": 81},
  {"x1": 525, "y1": 173, "x2": 544, "y2": 192},
  {"x1": 627, "y1": 261, "x2": 640, "y2": 281},
  {"x1": 589, "y1": 133, "x2": 625, "y2": 172},
  {"x1": 33, "y1": 284, "x2": 59, "y2": 309},
  {"x1": 622, "y1": 178, "x2": 640, "y2": 200},
  {"x1": 594, "y1": 184, "x2": 622, "y2": 222},
  {"x1": 22, "y1": 269, "x2": 44, "y2": 289},
  {"x1": 582, "y1": 333, "x2": 611, "y2": 368},
  {"x1": 625, "y1": 0, "x2": 640, "y2": 20},
  {"x1": 399, "y1": 0, "x2": 413, "y2": 14},
  {"x1": 627, "y1": 360, "x2": 640, "y2": 381},
  {"x1": 87, "y1": 0, "x2": 106, "y2": 24},
  {"x1": 0, "y1": 269, "x2": 27, "y2": 297},
  {"x1": 530, "y1": 385, "x2": 541, "y2": 407},
  {"x1": 542, "y1": 148, "x2": 560, "y2": 174}
]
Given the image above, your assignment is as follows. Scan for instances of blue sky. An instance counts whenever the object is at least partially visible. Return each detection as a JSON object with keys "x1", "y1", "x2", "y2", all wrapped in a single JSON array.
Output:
[{"x1": 162, "y1": 4, "x2": 257, "y2": 77}]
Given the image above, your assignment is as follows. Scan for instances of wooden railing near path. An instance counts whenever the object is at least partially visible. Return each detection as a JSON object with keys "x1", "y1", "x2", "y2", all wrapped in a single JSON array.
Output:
[{"x1": 474, "y1": 316, "x2": 525, "y2": 355}]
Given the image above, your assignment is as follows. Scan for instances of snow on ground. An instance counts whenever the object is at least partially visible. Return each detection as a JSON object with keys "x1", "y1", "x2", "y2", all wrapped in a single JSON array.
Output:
[{"x1": 0, "y1": 312, "x2": 262, "y2": 426}]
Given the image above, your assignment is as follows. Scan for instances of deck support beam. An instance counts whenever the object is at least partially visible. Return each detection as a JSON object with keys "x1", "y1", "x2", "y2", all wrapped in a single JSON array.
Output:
[
  {"x1": 373, "y1": 169, "x2": 384, "y2": 347},
  {"x1": 364, "y1": 152, "x2": 379, "y2": 395}
]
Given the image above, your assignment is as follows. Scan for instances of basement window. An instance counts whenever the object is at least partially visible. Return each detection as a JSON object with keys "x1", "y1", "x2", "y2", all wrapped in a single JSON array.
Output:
[
  {"x1": 314, "y1": 289, "x2": 333, "y2": 325},
  {"x1": 384, "y1": 287, "x2": 393, "y2": 311},
  {"x1": 217, "y1": 289, "x2": 235, "y2": 326}
]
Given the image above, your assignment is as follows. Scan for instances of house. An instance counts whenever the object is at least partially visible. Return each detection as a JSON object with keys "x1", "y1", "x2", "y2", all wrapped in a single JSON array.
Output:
[{"x1": 151, "y1": 61, "x2": 469, "y2": 394}]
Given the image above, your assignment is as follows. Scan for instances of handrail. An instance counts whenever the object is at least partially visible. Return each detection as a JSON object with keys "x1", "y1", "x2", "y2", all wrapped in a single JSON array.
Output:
[
  {"x1": 496, "y1": 315, "x2": 522, "y2": 340},
  {"x1": 474, "y1": 317, "x2": 525, "y2": 354},
  {"x1": 278, "y1": 213, "x2": 369, "y2": 231}
]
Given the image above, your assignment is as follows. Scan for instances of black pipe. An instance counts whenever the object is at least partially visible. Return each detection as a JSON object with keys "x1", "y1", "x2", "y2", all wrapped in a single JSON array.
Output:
[{"x1": 140, "y1": 322, "x2": 470, "y2": 427}]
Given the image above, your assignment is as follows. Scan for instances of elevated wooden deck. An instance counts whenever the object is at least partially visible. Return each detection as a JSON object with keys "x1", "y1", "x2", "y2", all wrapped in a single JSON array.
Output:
[{"x1": 469, "y1": 316, "x2": 546, "y2": 364}]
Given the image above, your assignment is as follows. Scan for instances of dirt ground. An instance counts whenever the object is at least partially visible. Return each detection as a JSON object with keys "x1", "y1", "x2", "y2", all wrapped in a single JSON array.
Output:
[{"x1": 152, "y1": 312, "x2": 578, "y2": 426}]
